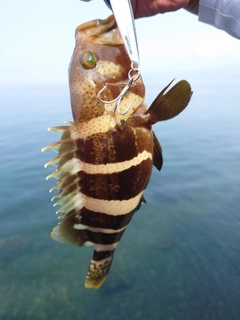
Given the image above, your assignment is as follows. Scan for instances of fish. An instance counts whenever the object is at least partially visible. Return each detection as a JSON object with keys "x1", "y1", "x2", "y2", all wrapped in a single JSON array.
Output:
[{"x1": 42, "y1": 14, "x2": 192, "y2": 289}]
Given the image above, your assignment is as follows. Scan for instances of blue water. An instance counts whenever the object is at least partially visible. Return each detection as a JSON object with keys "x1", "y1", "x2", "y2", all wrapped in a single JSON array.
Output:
[{"x1": 1, "y1": 69, "x2": 240, "y2": 319}]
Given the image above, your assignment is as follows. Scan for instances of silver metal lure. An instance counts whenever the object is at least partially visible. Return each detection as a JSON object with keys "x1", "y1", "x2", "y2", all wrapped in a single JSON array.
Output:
[
  {"x1": 105, "y1": 0, "x2": 140, "y2": 70},
  {"x1": 80, "y1": 0, "x2": 140, "y2": 72}
]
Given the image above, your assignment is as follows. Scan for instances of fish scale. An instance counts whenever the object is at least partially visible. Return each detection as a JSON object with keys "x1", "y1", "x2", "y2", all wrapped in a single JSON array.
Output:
[{"x1": 42, "y1": 15, "x2": 192, "y2": 289}]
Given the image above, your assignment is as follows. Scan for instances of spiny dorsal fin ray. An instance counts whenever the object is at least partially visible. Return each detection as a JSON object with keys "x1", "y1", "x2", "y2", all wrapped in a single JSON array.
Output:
[
  {"x1": 51, "y1": 209, "x2": 89, "y2": 246},
  {"x1": 153, "y1": 131, "x2": 163, "y2": 171},
  {"x1": 148, "y1": 80, "x2": 192, "y2": 124}
]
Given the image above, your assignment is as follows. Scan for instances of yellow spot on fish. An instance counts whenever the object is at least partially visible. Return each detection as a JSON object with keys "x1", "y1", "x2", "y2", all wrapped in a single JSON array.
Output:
[{"x1": 96, "y1": 61, "x2": 122, "y2": 75}]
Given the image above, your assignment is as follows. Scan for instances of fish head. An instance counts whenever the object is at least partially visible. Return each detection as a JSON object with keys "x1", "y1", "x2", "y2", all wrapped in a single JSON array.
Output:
[{"x1": 69, "y1": 15, "x2": 145, "y2": 123}]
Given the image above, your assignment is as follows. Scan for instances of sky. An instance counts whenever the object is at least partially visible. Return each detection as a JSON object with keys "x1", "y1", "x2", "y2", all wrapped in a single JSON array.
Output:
[{"x1": 0, "y1": 0, "x2": 240, "y2": 85}]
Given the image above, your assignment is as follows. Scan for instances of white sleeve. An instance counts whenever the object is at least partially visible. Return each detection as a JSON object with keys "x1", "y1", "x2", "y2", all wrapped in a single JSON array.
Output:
[{"x1": 198, "y1": 0, "x2": 240, "y2": 39}]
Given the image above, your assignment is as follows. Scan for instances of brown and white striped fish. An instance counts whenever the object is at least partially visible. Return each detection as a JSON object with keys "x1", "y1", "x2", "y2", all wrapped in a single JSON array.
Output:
[{"x1": 42, "y1": 15, "x2": 192, "y2": 289}]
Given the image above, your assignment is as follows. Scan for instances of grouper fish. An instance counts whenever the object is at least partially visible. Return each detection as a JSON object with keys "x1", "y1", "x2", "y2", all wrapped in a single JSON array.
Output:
[{"x1": 43, "y1": 15, "x2": 192, "y2": 289}]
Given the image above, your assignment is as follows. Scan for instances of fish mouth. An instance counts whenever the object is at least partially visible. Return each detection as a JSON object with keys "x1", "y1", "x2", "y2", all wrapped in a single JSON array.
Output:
[{"x1": 75, "y1": 15, "x2": 123, "y2": 45}]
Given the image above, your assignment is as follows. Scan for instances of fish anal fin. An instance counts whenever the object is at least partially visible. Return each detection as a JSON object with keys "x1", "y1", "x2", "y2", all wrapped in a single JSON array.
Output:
[
  {"x1": 85, "y1": 250, "x2": 114, "y2": 289},
  {"x1": 153, "y1": 131, "x2": 163, "y2": 171},
  {"x1": 148, "y1": 79, "x2": 192, "y2": 124}
]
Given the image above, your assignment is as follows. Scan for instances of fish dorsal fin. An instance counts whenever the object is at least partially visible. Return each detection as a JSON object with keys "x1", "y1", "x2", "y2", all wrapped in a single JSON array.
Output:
[
  {"x1": 148, "y1": 80, "x2": 192, "y2": 124},
  {"x1": 153, "y1": 131, "x2": 163, "y2": 171}
]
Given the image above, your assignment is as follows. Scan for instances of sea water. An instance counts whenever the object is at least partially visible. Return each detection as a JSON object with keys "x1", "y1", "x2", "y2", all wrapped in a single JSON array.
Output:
[{"x1": 0, "y1": 69, "x2": 240, "y2": 320}]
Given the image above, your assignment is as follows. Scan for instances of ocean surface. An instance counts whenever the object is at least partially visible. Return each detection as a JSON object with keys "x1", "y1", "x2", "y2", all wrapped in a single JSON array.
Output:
[{"x1": 1, "y1": 69, "x2": 240, "y2": 320}]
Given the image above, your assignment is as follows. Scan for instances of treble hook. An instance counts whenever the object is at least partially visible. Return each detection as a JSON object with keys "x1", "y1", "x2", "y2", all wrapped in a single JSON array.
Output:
[
  {"x1": 97, "y1": 78, "x2": 133, "y2": 115},
  {"x1": 97, "y1": 63, "x2": 140, "y2": 115}
]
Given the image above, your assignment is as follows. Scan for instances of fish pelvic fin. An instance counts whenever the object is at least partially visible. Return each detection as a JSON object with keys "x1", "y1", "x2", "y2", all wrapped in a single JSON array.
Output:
[
  {"x1": 85, "y1": 249, "x2": 114, "y2": 289},
  {"x1": 147, "y1": 79, "x2": 192, "y2": 124},
  {"x1": 153, "y1": 131, "x2": 163, "y2": 171}
]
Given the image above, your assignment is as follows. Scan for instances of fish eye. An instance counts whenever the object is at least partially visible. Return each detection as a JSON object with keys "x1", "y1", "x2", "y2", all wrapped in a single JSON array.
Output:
[{"x1": 80, "y1": 50, "x2": 98, "y2": 69}]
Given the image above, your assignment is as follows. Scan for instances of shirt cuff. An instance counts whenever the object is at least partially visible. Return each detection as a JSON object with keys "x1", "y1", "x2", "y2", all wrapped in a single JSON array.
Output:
[{"x1": 199, "y1": 0, "x2": 240, "y2": 39}]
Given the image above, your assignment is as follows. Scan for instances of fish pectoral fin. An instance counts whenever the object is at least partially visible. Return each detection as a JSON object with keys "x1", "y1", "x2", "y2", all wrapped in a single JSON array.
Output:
[
  {"x1": 153, "y1": 131, "x2": 163, "y2": 171},
  {"x1": 85, "y1": 250, "x2": 114, "y2": 289},
  {"x1": 147, "y1": 79, "x2": 192, "y2": 124}
]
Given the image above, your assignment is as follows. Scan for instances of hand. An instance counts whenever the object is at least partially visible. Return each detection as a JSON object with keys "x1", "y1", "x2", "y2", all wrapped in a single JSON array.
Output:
[{"x1": 130, "y1": 0, "x2": 199, "y2": 18}]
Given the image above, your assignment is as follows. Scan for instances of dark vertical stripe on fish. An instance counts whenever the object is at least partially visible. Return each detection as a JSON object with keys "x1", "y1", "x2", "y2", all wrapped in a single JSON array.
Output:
[
  {"x1": 92, "y1": 250, "x2": 115, "y2": 261},
  {"x1": 78, "y1": 158, "x2": 152, "y2": 200},
  {"x1": 78, "y1": 207, "x2": 135, "y2": 230},
  {"x1": 75, "y1": 126, "x2": 153, "y2": 165}
]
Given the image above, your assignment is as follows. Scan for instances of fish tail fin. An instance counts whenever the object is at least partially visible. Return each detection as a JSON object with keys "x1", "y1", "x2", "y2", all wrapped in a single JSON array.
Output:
[
  {"x1": 85, "y1": 249, "x2": 115, "y2": 289},
  {"x1": 148, "y1": 79, "x2": 192, "y2": 124}
]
